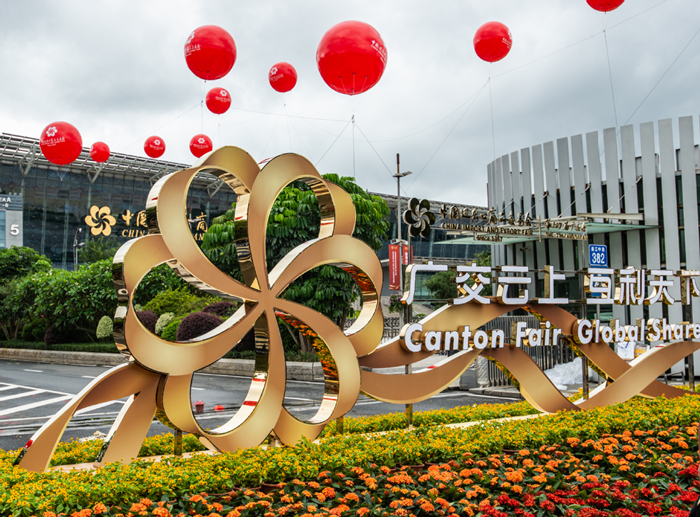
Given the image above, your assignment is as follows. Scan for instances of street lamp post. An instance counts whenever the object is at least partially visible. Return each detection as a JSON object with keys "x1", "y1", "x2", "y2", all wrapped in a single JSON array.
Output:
[
  {"x1": 393, "y1": 153, "x2": 413, "y2": 428},
  {"x1": 73, "y1": 228, "x2": 85, "y2": 270}
]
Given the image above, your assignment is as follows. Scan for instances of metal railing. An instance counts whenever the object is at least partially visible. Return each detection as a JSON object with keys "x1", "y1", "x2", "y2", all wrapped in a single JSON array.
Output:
[{"x1": 479, "y1": 315, "x2": 576, "y2": 387}]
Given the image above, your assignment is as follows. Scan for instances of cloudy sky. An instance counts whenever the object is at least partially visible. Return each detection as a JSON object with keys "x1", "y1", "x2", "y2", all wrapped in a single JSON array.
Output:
[{"x1": 1, "y1": 0, "x2": 699, "y2": 207}]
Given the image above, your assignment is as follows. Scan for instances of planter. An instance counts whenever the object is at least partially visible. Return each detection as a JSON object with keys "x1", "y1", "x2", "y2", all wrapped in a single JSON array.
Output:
[
  {"x1": 399, "y1": 464, "x2": 425, "y2": 473},
  {"x1": 261, "y1": 482, "x2": 282, "y2": 494},
  {"x1": 194, "y1": 402, "x2": 204, "y2": 414}
]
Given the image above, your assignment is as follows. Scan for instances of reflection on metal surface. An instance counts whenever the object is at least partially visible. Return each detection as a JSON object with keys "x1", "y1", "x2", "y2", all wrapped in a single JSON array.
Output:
[{"x1": 15, "y1": 146, "x2": 700, "y2": 473}]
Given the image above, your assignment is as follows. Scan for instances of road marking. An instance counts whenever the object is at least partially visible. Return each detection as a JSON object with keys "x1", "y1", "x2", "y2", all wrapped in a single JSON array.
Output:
[
  {"x1": 0, "y1": 390, "x2": 45, "y2": 402},
  {"x1": 75, "y1": 400, "x2": 124, "y2": 415},
  {"x1": 0, "y1": 385, "x2": 19, "y2": 392},
  {"x1": 23, "y1": 369, "x2": 43, "y2": 373},
  {"x1": 81, "y1": 376, "x2": 96, "y2": 379},
  {"x1": 0, "y1": 396, "x2": 72, "y2": 416},
  {"x1": 284, "y1": 396, "x2": 314, "y2": 402},
  {"x1": 0, "y1": 382, "x2": 71, "y2": 396},
  {"x1": 191, "y1": 387, "x2": 205, "y2": 391}
]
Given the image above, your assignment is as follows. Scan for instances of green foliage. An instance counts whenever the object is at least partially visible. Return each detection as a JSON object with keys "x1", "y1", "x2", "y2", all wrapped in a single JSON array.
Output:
[
  {"x1": 80, "y1": 237, "x2": 120, "y2": 264},
  {"x1": 388, "y1": 294, "x2": 403, "y2": 313},
  {"x1": 155, "y1": 313, "x2": 174, "y2": 335},
  {"x1": 161, "y1": 316, "x2": 184, "y2": 342},
  {"x1": 96, "y1": 316, "x2": 113, "y2": 340},
  {"x1": 0, "y1": 340, "x2": 120, "y2": 353},
  {"x1": 424, "y1": 270, "x2": 458, "y2": 303},
  {"x1": 16, "y1": 260, "x2": 117, "y2": 341},
  {"x1": 132, "y1": 264, "x2": 195, "y2": 307},
  {"x1": 201, "y1": 175, "x2": 390, "y2": 325},
  {"x1": 143, "y1": 288, "x2": 213, "y2": 317},
  {"x1": 0, "y1": 246, "x2": 52, "y2": 282},
  {"x1": 0, "y1": 278, "x2": 26, "y2": 340}
]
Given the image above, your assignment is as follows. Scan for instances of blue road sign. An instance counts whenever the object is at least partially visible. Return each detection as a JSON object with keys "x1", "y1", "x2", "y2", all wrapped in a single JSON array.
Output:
[{"x1": 589, "y1": 244, "x2": 608, "y2": 268}]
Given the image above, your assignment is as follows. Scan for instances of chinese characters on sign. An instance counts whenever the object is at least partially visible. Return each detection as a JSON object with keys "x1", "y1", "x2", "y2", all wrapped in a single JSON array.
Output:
[
  {"x1": 85, "y1": 205, "x2": 209, "y2": 240},
  {"x1": 402, "y1": 263, "x2": 700, "y2": 307}
]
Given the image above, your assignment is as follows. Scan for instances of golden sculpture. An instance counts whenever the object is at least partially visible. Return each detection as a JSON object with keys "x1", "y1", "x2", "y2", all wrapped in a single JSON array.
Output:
[{"x1": 15, "y1": 146, "x2": 700, "y2": 473}]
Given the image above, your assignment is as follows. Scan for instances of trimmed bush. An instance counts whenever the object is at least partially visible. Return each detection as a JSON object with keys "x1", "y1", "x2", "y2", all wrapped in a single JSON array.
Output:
[
  {"x1": 155, "y1": 312, "x2": 174, "y2": 335},
  {"x1": 136, "y1": 310, "x2": 158, "y2": 333},
  {"x1": 176, "y1": 311, "x2": 222, "y2": 341},
  {"x1": 143, "y1": 288, "x2": 213, "y2": 317},
  {"x1": 160, "y1": 317, "x2": 183, "y2": 342},
  {"x1": 95, "y1": 316, "x2": 113, "y2": 339},
  {"x1": 202, "y1": 301, "x2": 237, "y2": 317}
]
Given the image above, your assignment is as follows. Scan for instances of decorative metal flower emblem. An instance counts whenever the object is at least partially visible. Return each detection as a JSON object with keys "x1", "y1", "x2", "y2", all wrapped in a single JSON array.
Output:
[
  {"x1": 17, "y1": 146, "x2": 385, "y2": 471},
  {"x1": 85, "y1": 205, "x2": 117, "y2": 236},
  {"x1": 403, "y1": 198, "x2": 435, "y2": 238}
]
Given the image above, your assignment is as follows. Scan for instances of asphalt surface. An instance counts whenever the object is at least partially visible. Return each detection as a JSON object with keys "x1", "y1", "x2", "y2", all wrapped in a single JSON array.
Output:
[{"x1": 0, "y1": 359, "x2": 517, "y2": 452}]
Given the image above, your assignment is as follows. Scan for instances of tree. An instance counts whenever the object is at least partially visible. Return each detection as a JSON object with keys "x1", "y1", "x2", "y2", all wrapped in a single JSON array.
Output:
[
  {"x1": 0, "y1": 246, "x2": 51, "y2": 282},
  {"x1": 202, "y1": 174, "x2": 390, "y2": 331},
  {"x1": 424, "y1": 271, "x2": 458, "y2": 304},
  {"x1": 80, "y1": 237, "x2": 120, "y2": 264}
]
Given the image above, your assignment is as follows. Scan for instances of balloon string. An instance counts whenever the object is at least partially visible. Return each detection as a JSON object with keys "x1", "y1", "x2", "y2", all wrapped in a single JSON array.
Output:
[
  {"x1": 352, "y1": 114, "x2": 356, "y2": 179},
  {"x1": 488, "y1": 74, "x2": 496, "y2": 162},
  {"x1": 284, "y1": 98, "x2": 293, "y2": 152},
  {"x1": 603, "y1": 29, "x2": 621, "y2": 154}
]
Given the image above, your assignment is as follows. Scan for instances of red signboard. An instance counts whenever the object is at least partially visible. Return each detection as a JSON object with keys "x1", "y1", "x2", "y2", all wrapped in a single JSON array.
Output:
[
  {"x1": 402, "y1": 245, "x2": 413, "y2": 265},
  {"x1": 389, "y1": 244, "x2": 401, "y2": 291}
]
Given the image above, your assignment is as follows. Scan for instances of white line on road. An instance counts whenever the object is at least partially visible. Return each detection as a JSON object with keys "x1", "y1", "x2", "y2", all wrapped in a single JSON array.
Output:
[
  {"x1": 0, "y1": 382, "x2": 71, "y2": 396},
  {"x1": 81, "y1": 376, "x2": 96, "y2": 379},
  {"x1": 191, "y1": 387, "x2": 205, "y2": 391},
  {"x1": 0, "y1": 396, "x2": 72, "y2": 416},
  {"x1": 75, "y1": 400, "x2": 124, "y2": 415},
  {"x1": 23, "y1": 369, "x2": 43, "y2": 373},
  {"x1": 0, "y1": 390, "x2": 45, "y2": 402},
  {"x1": 0, "y1": 385, "x2": 18, "y2": 392}
]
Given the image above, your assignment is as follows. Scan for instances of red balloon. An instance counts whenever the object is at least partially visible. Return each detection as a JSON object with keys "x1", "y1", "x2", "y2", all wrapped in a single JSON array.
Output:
[
  {"x1": 474, "y1": 22, "x2": 513, "y2": 63},
  {"x1": 144, "y1": 136, "x2": 165, "y2": 159},
  {"x1": 205, "y1": 87, "x2": 231, "y2": 114},
  {"x1": 190, "y1": 134, "x2": 213, "y2": 158},
  {"x1": 316, "y1": 21, "x2": 388, "y2": 96},
  {"x1": 40, "y1": 122, "x2": 82, "y2": 166},
  {"x1": 89, "y1": 142, "x2": 110, "y2": 163},
  {"x1": 269, "y1": 62, "x2": 298, "y2": 93},
  {"x1": 587, "y1": 0, "x2": 624, "y2": 12},
  {"x1": 184, "y1": 25, "x2": 237, "y2": 81}
]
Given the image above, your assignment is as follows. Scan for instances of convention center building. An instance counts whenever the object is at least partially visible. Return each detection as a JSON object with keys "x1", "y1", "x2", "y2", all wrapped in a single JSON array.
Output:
[{"x1": 0, "y1": 133, "x2": 488, "y2": 281}]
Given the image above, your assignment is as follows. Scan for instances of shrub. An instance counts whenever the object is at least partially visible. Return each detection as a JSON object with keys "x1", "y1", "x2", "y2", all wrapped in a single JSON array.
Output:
[
  {"x1": 155, "y1": 312, "x2": 174, "y2": 335},
  {"x1": 95, "y1": 316, "x2": 113, "y2": 340},
  {"x1": 176, "y1": 312, "x2": 222, "y2": 341},
  {"x1": 136, "y1": 310, "x2": 158, "y2": 333},
  {"x1": 143, "y1": 288, "x2": 212, "y2": 317},
  {"x1": 20, "y1": 316, "x2": 48, "y2": 342},
  {"x1": 202, "y1": 301, "x2": 237, "y2": 317},
  {"x1": 44, "y1": 326, "x2": 72, "y2": 346},
  {"x1": 161, "y1": 317, "x2": 183, "y2": 342}
]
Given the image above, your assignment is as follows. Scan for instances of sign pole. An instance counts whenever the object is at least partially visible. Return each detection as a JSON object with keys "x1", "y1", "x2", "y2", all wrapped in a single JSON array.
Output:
[{"x1": 580, "y1": 241, "x2": 590, "y2": 400}]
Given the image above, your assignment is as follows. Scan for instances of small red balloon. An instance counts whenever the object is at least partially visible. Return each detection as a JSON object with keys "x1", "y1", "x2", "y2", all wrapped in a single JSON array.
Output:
[
  {"x1": 144, "y1": 136, "x2": 165, "y2": 159},
  {"x1": 316, "y1": 21, "x2": 388, "y2": 96},
  {"x1": 40, "y1": 122, "x2": 82, "y2": 166},
  {"x1": 587, "y1": 0, "x2": 624, "y2": 12},
  {"x1": 89, "y1": 142, "x2": 110, "y2": 163},
  {"x1": 190, "y1": 134, "x2": 213, "y2": 158},
  {"x1": 474, "y1": 21, "x2": 513, "y2": 63},
  {"x1": 185, "y1": 25, "x2": 237, "y2": 81},
  {"x1": 269, "y1": 62, "x2": 298, "y2": 93},
  {"x1": 205, "y1": 87, "x2": 231, "y2": 115}
]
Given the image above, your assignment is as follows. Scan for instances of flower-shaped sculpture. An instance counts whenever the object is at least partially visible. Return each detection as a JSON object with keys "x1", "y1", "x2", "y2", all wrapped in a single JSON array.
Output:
[
  {"x1": 85, "y1": 205, "x2": 117, "y2": 236},
  {"x1": 16, "y1": 146, "x2": 385, "y2": 472},
  {"x1": 403, "y1": 198, "x2": 435, "y2": 238}
]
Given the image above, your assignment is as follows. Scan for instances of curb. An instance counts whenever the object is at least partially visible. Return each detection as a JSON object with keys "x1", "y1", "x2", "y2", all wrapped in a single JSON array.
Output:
[{"x1": 0, "y1": 348, "x2": 325, "y2": 382}]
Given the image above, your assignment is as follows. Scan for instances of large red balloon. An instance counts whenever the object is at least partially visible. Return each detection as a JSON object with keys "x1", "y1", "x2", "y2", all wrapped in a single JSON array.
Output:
[
  {"x1": 269, "y1": 62, "x2": 298, "y2": 93},
  {"x1": 205, "y1": 87, "x2": 231, "y2": 114},
  {"x1": 587, "y1": 0, "x2": 624, "y2": 12},
  {"x1": 40, "y1": 122, "x2": 82, "y2": 166},
  {"x1": 316, "y1": 21, "x2": 388, "y2": 96},
  {"x1": 184, "y1": 25, "x2": 237, "y2": 81},
  {"x1": 474, "y1": 22, "x2": 513, "y2": 63},
  {"x1": 90, "y1": 142, "x2": 110, "y2": 163},
  {"x1": 144, "y1": 136, "x2": 165, "y2": 159},
  {"x1": 190, "y1": 134, "x2": 213, "y2": 158}
]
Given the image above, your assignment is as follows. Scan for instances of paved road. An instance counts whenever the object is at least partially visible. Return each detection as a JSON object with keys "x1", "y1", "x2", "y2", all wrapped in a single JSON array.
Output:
[{"x1": 0, "y1": 359, "x2": 517, "y2": 452}]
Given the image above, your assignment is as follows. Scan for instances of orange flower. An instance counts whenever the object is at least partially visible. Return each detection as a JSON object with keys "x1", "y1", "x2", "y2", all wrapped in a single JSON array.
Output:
[
  {"x1": 356, "y1": 509, "x2": 370, "y2": 516},
  {"x1": 421, "y1": 503, "x2": 435, "y2": 512}
]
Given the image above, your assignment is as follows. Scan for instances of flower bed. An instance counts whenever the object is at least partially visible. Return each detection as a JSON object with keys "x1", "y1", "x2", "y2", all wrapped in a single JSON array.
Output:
[{"x1": 2, "y1": 396, "x2": 700, "y2": 516}]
